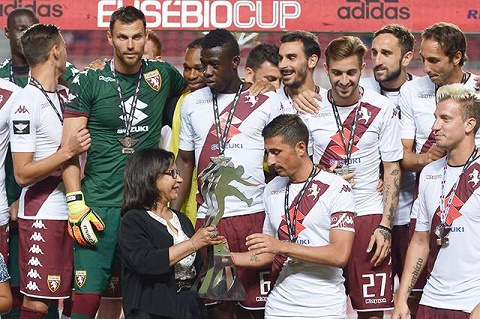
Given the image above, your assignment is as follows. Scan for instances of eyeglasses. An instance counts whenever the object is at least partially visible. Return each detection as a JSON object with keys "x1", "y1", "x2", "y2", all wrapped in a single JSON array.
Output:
[{"x1": 163, "y1": 169, "x2": 180, "y2": 179}]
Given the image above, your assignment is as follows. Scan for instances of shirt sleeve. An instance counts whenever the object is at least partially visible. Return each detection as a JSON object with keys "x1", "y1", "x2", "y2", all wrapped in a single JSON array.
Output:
[
  {"x1": 10, "y1": 90, "x2": 39, "y2": 152},
  {"x1": 178, "y1": 94, "x2": 196, "y2": 152},
  {"x1": 64, "y1": 70, "x2": 94, "y2": 117},
  {"x1": 378, "y1": 100, "x2": 403, "y2": 162},
  {"x1": 415, "y1": 169, "x2": 431, "y2": 232},
  {"x1": 329, "y1": 177, "x2": 356, "y2": 232}
]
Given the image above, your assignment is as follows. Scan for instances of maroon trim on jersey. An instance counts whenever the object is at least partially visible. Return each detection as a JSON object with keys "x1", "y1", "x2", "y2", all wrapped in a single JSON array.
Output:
[
  {"x1": 24, "y1": 170, "x2": 63, "y2": 217},
  {"x1": 196, "y1": 91, "x2": 268, "y2": 205},
  {"x1": 270, "y1": 179, "x2": 330, "y2": 287},
  {"x1": 319, "y1": 102, "x2": 381, "y2": 167},
  {"x1": 426, "y1": 162, "x2": 480, "y2": 279},
  {"x1": 63, "y1": 110, "x2": 90, "y2": 118},
  {"x1": 0, "y1": 87, "x2": 13, "y2": 109},
  {"x1": 420, "y1": 131, "x2": 436, "y2": 154}
]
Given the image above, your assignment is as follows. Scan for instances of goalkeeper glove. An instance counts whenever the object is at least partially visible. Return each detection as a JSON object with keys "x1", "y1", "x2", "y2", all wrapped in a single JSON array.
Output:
[{"x1": 66, "y1": 191, "x2": 105, "y2": 246}]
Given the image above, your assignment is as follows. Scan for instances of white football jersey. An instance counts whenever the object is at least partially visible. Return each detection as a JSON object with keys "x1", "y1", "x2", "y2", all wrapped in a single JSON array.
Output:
[
  {"x1": 263, "y1": 170, "x2": 355, "y2": 319},
  {"x1": 179, "y1": 87, "x2": 283, "y2": 219},
  {"x1": 301, "y1": 88, "x2": 403, "y2": 217},
  {"x1": 10, "y1": 84, "x2": 69, "y2": 220},
  {"x1": 415, "y1": 156, "x2": 480, "y2": 312}
]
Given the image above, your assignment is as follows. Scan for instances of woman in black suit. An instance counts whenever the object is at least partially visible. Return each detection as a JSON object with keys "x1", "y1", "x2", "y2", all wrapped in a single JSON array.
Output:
[{"x1": 119, "y1": 148, "x2": 224, "y2": 319}]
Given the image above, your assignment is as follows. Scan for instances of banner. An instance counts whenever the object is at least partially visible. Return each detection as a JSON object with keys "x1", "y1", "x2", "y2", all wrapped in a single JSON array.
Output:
[{"x1": 0, "y1": 0, "x2": 479, "y2": 33}]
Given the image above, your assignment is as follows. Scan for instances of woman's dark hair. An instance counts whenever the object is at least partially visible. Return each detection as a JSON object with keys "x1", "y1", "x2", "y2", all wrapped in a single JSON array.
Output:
[{"x1": 121, "y1": 148, "x2": 174, "y2": 216}]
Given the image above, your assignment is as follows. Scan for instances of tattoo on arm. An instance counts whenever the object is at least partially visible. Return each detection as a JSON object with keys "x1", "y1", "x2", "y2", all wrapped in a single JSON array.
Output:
[
  {"x1": 250, "y1": 253, "x2": 260, "y2": 262},
  {"x1": 379, "y1": 228, "x2": 392, "y2": 242},
  {"x1": 407, "y1": 258, "x2": 424, "y2": 295},
  {"x1": 383, "y1": 166, "x2": 400, "y2": 225}
]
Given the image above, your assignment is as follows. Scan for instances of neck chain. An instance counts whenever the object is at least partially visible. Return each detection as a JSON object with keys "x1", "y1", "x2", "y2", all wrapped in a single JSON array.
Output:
[
  {"x1": 110, "y1": 60, "x2": 143, "y2": 138},
  {"x1": 29, "y1": 77, "x2": 64, "y2": 124},
  {"x1": 439, "y1": 146, "x2": 477, "y2": 225},
  {"x1": 284, "y1": 165, "x2": 318, "y2": 243},
  {"x1": 328, "y1": 88, "x2": 364, "y2": 167},
  {"x1": 212, "y1": 84, "x2": 244, "y2": 155}
]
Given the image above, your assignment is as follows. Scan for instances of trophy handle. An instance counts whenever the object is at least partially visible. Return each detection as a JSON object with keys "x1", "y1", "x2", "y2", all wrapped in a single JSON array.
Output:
[{"x1": 192, "y1": 242, "x2": 246, "y2": 301}]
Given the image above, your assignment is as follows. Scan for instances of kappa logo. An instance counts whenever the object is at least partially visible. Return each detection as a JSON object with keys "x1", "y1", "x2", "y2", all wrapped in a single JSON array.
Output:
[
  {"x1": 29, "y1": 244, "x2": 44, "y2": 255},
  {"x1": 32, "y1": 220, "x2": 47, "y2": 230},
  {"x1": 468, "y1": 168, "x2": 480, "y2": 187},
  {"x1": 108, "y1": 276, "x2": 120, "y2": 293},
  {"x1": 340, "y1": 184, "x2": 352, "y2": 193},
  {"x1": 27, "y1": 269, "x2": 42, "y2": 279},
  {"x1": 118, "y1": 97, "x2": 148, "y2": 127},
  {"x1": 30, "y1": 232, "x2": 46, "y2": 242},
  {"x1": 26, "y1": 281, "x2": 41, "y2": 291},
  {"x1": 47, "y1": 275, "x2": 61, "y2": 293},
  {"x1": 143, "y1": 69, "x2": 162, "y2": 91},
  {"x1": 331, "y1": 212, "x2": 355, "y2": 229},
  {"x1": 27, "y1": 257, "x2": 43, "y2": 267},
  {"x1": 307, "y1": 184, "x2": 320, "y2": 200},
  {"x1": 14, "y1": 105, "x2": 29, "y2": 114},
  {"x1": 75, "y1": 270, "x2": 87, "y2": 288},
  {"x1": 13, "y1": 120, "x2": 30, "y2": 135}
]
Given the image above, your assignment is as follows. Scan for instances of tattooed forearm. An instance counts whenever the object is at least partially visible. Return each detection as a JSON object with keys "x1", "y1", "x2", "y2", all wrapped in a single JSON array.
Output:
[
  {"x1": 383, "y1": 163, "x2": 401, "y2": 226},
  {"x1": 407, "y1": 257, "x2": 424, "y2": 295},
  {"x1": 250, "y1": 253, "x2": 260, "y2": 262}
]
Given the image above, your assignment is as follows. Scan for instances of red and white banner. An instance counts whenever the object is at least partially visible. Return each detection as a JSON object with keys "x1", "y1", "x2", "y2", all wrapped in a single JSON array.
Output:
[{"x1": 0, "y1": 0, "x2": 479, "y2": 33}]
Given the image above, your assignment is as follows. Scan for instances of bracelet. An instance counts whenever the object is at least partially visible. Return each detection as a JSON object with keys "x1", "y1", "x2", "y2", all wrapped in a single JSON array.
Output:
[
  {"x1": 190, "y1": 239, "x2": 197, "y2": 254},
  {"x1": 377, "y1": 224, "x2": 393, "y2": 234}
]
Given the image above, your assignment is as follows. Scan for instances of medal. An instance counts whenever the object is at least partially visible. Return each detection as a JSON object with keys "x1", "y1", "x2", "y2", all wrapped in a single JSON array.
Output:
[
  {"x1": 334, "y1": 165, "x2": 356, "y2": 186},
  {"x1": 118, "y1": 136, "x2": 139, "y2": 154},
  {"x1": 111, "y1": 60, "x2": 143, "y2": 155},
  {"x1": 434, "y1": 224, "x2": 451, "y2": 247}
]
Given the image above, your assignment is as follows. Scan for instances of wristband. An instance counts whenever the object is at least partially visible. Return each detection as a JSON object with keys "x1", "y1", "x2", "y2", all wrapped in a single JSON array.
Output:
[
  {"x1": 190, "y1": 239, "x2": 197, "y2": 254},
  {"x1": 377, "y1": 224, "x2": 393, "y2": 234},
  {"x1": 66, "y1": 191, "x2": 84, "y2": 203}
]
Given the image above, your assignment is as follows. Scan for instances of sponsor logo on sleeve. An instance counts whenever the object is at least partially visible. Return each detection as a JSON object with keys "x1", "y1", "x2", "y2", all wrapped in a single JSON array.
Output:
[{"x1": 13, "y1": 120, "x2": 30, "y2": 134}]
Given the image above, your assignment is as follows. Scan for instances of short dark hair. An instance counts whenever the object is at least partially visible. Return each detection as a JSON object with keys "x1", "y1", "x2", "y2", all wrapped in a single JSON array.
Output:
[
  {"x1": 262, "y1": 114, "x2": 309, "y2": 148},
  {"x1": 20, "y1": 23, "x2": 61, "y2": 68},
  {"x1": 122, "y1": 148, "x2": 175, "y2": 215},
  {"x1": 280, "y1": 31, "x2": 321, "y2": 59},
  {"x1": 146, "y1": 30, "x2": 162, "y2": 57},
  {"x1": 325, "y1": 36, "x2": 367, "y2": 66},
  {"x1": 187, "y1": 37, "x2": 204, "y2": 50},
  {"x1": 374, "y1": 24, "x2": 414, "y2": 56},
  {"x1": 422, "y1": 22, "x2": 467, "y2": 67},
  {"x1": 202, "y1": 28, "x2": 240, "y2": 58},
  {"x1": 110, "y1": 6, "x2": 146, "y2": 32},
  {"x1": 246, "y1": 43, "x2": 279, "y2": 70},
  {"x1": 7, "y1": 7, "x2": 38, "y2": 28}
]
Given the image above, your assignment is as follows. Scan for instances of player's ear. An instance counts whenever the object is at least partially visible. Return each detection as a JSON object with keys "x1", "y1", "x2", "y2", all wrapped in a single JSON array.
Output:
[{"x1": 232, "y1": 55, "x2": 241, "y2": 70}]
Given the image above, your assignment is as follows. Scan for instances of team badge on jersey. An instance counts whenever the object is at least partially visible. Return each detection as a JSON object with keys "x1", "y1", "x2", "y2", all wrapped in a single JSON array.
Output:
[
  {"x1": 12, "y1": 120, "x2": 30, "y2": 135},
  {"x1": 75, "y1": 270, "x2": 87, "y2": 288},
  {"x1": 107, "y1": 276, "x2": 120, "y2": 293},
  {"x1": 143, "y1": 69, "x2": 161, "y2": 91},
  {"x1": 47, "y1": 275, "x2": 61, "y2": 292}
]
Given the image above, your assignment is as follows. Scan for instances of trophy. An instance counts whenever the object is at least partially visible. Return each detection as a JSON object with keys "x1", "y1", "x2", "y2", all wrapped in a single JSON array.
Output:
[{"x1": 191, "y1": 156, "x2": 251, "y2": 301}]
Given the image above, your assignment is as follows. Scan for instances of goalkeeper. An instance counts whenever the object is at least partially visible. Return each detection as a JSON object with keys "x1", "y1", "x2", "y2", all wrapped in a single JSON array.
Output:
[{"x1": 60, "y1": 6, "x2": 186, "y2": 318}]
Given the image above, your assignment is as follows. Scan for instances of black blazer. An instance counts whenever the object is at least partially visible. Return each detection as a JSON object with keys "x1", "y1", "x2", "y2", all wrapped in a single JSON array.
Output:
[{"x1": 118, "y1": 209, "x2": 202, "y2": 318}]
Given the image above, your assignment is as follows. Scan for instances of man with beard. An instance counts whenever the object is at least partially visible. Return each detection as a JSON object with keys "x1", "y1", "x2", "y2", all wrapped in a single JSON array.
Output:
[
  {"x1": 244, "y1": 43, "x2": 282, "y2": 90},
  {"x1": 301, "y1": 36, "x2": 402, "y2": 319},
  {"x1": 398, "y1": 22, "x2": 480, "y2": 317},
  {"x1": 172, "y1": 28, "x2": 283, "y2": 318},
  {"x1": 360, "y1": 23, "x2": 416, "y2": 300},
  {"x1": 61, "y1": 6, "x2": 185, "y2": 318},
  {"x1": 276, "y1": 31, "x2": 323, "y2": 114}
]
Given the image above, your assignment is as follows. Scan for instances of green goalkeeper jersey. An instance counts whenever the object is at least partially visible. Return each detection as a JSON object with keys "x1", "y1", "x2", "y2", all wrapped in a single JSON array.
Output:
[{"x1": 65, "y1": 59, "x2": 185, "y2": 207}]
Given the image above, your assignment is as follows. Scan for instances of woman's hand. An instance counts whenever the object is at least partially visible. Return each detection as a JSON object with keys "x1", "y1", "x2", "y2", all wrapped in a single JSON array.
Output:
[{"x1": 191, "y1": 226, "x2": 225, "y2": 250}]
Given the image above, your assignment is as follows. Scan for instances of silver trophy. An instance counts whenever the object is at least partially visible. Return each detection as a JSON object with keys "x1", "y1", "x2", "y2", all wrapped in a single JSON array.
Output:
[{"x1": 192, "y1": 156, "x2": 254, "y2": 301}]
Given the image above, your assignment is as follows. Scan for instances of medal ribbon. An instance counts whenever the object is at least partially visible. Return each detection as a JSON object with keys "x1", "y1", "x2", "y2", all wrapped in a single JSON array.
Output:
[
  {"x1": 110, "y1": 60, "x2": 142, "y2": 138},
  {"x1": 283, "y1": 166, "x2": 317, "y2": 243},
  {"x1": 439, "y1": 147, "x2": 477, "y2": 226},
  {"x1": 328, "y1": 89, "x2": 363, "y2": 167},
  {"x1": 212, "y1": 84, "x2": 243, "y2": 155},
  {"x1": 29, "y1": 77, "x2": 64, "y2": 124}
]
